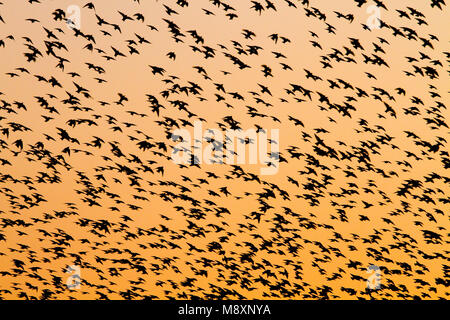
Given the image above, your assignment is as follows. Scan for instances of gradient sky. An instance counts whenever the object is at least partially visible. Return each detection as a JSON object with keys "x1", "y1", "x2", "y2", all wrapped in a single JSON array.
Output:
[{"x1": 0, "y1": 0, "x2": 448, "y2": 300}]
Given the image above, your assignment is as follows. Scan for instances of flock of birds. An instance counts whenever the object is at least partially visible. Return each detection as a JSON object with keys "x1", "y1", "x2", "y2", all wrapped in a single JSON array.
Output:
[{"x1": 0, "y1": 0, "x2": 448, "y2": 300}]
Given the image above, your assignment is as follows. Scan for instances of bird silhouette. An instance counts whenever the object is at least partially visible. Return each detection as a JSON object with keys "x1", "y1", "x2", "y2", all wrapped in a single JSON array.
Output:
[{"x1": 0, "y1": 0, "x2": 447, "y2": 301}]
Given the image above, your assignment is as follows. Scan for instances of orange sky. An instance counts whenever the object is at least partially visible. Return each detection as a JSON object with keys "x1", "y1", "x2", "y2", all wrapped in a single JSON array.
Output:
[{"x1": 0, "y1": 0, "x2": 448, "y2": 300}]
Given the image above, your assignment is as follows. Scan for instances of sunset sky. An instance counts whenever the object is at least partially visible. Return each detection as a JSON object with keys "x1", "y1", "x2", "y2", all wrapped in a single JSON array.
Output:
[{"x1": 0, "y1": 0, "x2": 448, "y2": 300}]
